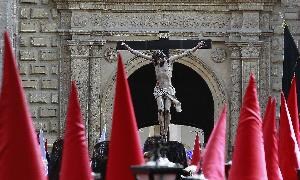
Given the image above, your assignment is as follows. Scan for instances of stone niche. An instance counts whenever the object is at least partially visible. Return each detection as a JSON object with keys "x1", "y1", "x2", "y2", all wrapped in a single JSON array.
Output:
[{"x1": 52, "y1": 0, "x2": 277, "y2": 155}]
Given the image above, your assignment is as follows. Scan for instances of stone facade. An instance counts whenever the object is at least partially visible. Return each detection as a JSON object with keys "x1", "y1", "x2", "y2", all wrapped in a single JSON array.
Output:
[
  {"x1": 0, "y1": 0, "x2": 298, "y2": 155},
  {"x1": 19, "y1": 0, "x2": 60, "y2": 143}
]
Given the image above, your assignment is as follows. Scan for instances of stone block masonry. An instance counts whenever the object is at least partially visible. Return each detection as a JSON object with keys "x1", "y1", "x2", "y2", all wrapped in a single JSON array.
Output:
[{"x1": 19, "y1": 0, "x2": 60, "y2": 145}]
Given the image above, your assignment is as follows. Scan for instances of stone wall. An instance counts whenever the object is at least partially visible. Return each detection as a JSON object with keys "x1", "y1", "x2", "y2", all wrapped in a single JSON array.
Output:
[
  {"x1": 0, "y1": 0, "x2": 17, "y2": 83},
  {"x1": 19, "y1": 0, "x2": 60, "y2": 144}
]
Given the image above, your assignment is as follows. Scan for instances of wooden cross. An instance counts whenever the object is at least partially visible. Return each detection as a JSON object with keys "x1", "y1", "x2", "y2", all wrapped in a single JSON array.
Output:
[{"x1": 116, "y1": 32, "x2": 211, "y2": 57}]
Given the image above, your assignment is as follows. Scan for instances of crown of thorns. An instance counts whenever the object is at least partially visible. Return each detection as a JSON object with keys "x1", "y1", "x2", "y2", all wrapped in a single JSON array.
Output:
[{"x1": 152, "y1": 50, "x2": 166, "y2": 58}]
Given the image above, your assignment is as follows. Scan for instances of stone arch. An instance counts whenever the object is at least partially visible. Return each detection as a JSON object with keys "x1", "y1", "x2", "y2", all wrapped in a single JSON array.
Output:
[{"x1": 99, "y1": 54, "x2": 227, "y2": 137}]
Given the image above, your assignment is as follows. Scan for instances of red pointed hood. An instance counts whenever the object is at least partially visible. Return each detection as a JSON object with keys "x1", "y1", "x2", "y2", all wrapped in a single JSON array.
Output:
[
  {"x1": 202, "y1": 105, "x2": 227, "y2": 180},
  {"x1": 191, "y1": 133, "x2": 201, "y2": 166},
  {"x1": 228, "y1": 74, "x2": 268, "y2": 180},
  {"x1": 0, "y1": 32, "x2": 46, "y2": 179},
  {"x1": 262, "y1": 98, "x2": 283, "y2": 180},
  {"x1": 287, "y1": 75, "x2": 300, "y2": 146},
  {"x1": 279, "y1": 92, "x2": 300, "y2": 180},
  {"x1": 60, "y1": 81, "x2": 92, "y2": 180},
  {"x1": 106, "y1": 54, "x2": 144, "y2": 180}
]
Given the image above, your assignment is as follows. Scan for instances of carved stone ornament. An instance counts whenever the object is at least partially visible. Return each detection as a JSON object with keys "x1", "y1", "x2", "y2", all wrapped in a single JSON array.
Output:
[
  {"x1": 69, "y1": 45, "x2": 89, "y2": 57},
  {"x1": 211, "y1": 48, "x2": 226, "y2": 63},
  {"x1": 104, "y1": 47, "x2": 117, "y2": 63},
  {"x1": 241, "y1": 46, "x2": 260, "y2": 58}
]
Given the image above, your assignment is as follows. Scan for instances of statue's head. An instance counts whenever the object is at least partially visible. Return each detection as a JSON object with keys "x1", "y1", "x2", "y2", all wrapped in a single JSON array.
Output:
[{"x1": 152, "y1": 50, "x2": 166, "y2": 61}]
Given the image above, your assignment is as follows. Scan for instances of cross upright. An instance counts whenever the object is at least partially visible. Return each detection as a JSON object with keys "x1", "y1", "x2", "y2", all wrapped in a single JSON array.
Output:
[{"x1": 116, "y1": 31, "x2": 212, "y2": 142}]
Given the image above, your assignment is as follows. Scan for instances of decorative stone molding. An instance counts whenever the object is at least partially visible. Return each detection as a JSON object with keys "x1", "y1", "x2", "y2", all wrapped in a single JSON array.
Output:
[
  {"x1": 211, "y1": 48, "x2": 226, "y2": 63},
  {"x1": 229, "y1": 47, "x2": 241, "y2": 59},
  {"x1": 241, "y1": 45, "x2": 260, "y2": 59},
  {"x1": 242, "y1": 12, "x2": 260, "y2": 31},
  {"x1": 70, "y1": 12, "x2": 231, "y2": 32},
  {"x1": 230, "y1": 12, "x2": 243, "y2": 30},
  {"x1": 54, "y1": 0, "x2": 277, "y2": 2},
  {"x1": 104, "y1": 47, "x2": 118, "y2": 63},
  {"x1": 240, "y1": 43, "x2": 261, "y2": 96}
]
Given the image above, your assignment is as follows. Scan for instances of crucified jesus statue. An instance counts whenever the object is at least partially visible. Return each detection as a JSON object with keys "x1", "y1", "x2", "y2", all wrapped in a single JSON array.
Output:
[{"x1": 122, "y1": 41, "x2": 204, "y2": 141}]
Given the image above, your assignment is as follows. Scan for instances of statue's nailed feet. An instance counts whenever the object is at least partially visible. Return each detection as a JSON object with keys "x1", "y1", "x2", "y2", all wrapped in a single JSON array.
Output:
[{"x1": 175, "y1": 102, "x2": 182, "y2": 112}]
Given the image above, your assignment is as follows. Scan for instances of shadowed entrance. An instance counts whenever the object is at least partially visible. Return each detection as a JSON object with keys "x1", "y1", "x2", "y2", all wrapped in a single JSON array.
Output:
[{"x1": 128, "y1": 63, "x2": 214, "y2": 142}]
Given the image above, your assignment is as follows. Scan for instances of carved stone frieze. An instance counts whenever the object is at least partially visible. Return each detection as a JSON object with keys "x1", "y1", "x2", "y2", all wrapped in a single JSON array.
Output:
[
  {"x1": 260, "y1": 13, "x2": 270, "y2": 31},
  {"x1": 230, "y1": 12, "x2": 243, "y2": 30},
  {"x1": 54, "y1": 0, "x2": 277, "y2": 2},
  {"x1": 71, "y1": 12, "x2": 231, "y2": 32},
  {"x1": 211, "y1": 48, "x2": 226, "y2": 63},
  {"x1": 242, "y1": 12, "x2": 260, "y2": 30}
]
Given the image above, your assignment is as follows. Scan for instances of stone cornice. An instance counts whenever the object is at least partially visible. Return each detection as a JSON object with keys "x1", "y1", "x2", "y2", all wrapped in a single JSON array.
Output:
[
  {"x1": 53, "y1": 0, "x2": 277, "y2": 10},
  {"x1": 53, "y1": 0, "x2": 276, "y2": 3}
]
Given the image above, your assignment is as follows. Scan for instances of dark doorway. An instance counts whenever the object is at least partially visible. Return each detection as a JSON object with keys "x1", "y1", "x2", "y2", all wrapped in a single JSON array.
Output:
[{"x1": 128, "y1": 63, "x2": 214, "y2": 142}]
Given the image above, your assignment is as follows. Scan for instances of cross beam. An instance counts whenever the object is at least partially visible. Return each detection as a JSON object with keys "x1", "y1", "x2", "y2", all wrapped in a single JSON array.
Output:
[{"x1": 116, "y1": 38, "x2": 211, "y2": 57}]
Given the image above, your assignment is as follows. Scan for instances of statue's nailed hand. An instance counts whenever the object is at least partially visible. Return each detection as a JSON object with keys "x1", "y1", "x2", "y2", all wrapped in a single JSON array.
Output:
[
  {"x1": 121, "y1": 42, "x2": 126, "y2": 46},
  {"x1": 197, "y1": 41, "x2": 205, "y2": 48}
]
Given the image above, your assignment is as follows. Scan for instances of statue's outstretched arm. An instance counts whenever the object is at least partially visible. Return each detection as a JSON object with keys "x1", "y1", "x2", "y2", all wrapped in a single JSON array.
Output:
[
  {"x1": 169, "y1": 41, "x2": 204, "y2": 62},
  {"x1": 121, "y1": 42, "x2": 152, "y2": 61}
]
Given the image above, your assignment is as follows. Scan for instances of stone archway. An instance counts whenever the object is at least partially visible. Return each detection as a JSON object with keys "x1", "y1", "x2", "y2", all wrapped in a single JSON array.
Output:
[
  {"x1": 128, "y1": 62, "x2": 214, "y2": 142},
  {"x1": 99, "y1": 54, "x2": 227, "y2": 142}
]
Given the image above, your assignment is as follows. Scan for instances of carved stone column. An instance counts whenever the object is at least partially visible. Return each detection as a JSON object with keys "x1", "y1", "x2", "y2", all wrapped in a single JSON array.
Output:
[
  {"x1": 67, "y1": 40, "x2": 105, "y2": 148},
  {"x1": 226, "y1": 43, "x2": 262, "y2": 156},
  {"x1": 226, "y1": 44, "x2": 242, "y2": 156},
  {"x1": 240, "y1": 43, "x2": 261, "y2": 95},
  {"x1": 68, "y1": 41, "x2": 91, "y2": 139},
  {"x1": 88, "y1": 41, "x2": 105, "y2": 149}
]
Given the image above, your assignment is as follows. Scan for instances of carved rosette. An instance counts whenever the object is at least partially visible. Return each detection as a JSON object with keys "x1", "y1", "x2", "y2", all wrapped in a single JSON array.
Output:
[
  {"x1": 211, "y1": 48, "x2": 226, "y2": 63},
  {"x1": 104, "y1": 47, "x2": 118, "y2": 63}
]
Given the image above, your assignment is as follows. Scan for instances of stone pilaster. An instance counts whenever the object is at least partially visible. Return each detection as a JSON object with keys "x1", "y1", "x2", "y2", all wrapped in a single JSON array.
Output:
[
  {"x1": 68, "y1": 41, "x2": 91, "y2": 139},
  {"x1": 240, "y1": 43, "x2": 261, "y2": 95},
  {"x1": 88, "y1": 41, "x2": 105, "y2": 150},
  {"x1": 66, "y1": 39, "x2": 105, "y2": 148},
  {"x1": 0, "y1": 0, "x2": 17, "y2": 87},
  {"x1": 226, "y1": 44, "x2": 242, "y2": 156}
]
